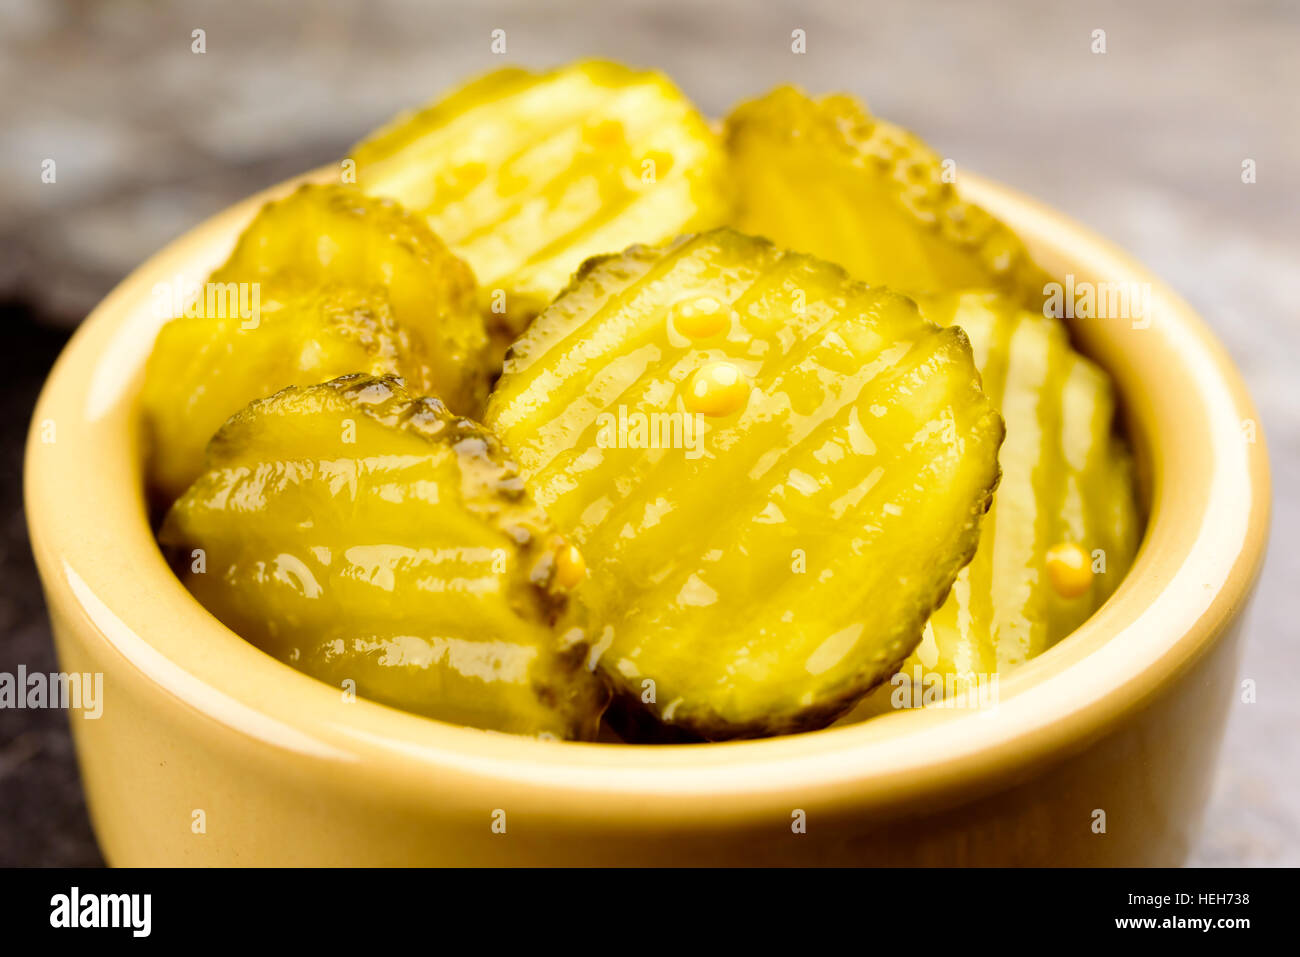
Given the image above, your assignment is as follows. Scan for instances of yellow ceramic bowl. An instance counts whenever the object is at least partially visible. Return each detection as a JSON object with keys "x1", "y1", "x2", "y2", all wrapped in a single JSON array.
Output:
[{"x1": 25, "y1": 172, "x2": 1270, "y2": 866}]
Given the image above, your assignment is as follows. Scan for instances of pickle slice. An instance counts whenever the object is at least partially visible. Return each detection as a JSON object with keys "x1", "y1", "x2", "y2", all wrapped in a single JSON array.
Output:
[
  {"x1": 921, "y1": 292, "x2": 1140, "y2": 664},
  {"x1": 849, "y1": 292, "x2": 1141, "y2": 716},
  {"x1": 486, "y1": 229, "x2": 1004, "y2": 739},
  {"x1": 210, "y1": 184, "x2": 489, "y2": 415},
  {"x1": 724, "y1": 87, "x2": 1051, "y2": 307},
  {"x1": 159, "y1": 374, "x2": 608, "y2": 739},
  {"x1": 142, "y1": 287, "x2": 431, "y2": 502},
  {"x1": 351, "y1": 60, "x2": 729, "y2": 348}
]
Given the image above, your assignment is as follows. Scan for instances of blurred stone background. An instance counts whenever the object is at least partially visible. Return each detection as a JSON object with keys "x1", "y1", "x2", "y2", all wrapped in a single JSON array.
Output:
[{"x1": 1, "y1": 0, "x2": 1295, "y2": 865}]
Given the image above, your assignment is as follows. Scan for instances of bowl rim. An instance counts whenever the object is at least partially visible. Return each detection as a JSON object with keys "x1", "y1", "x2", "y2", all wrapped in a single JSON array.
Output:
[{"x1": 24, "y1": 170, "x2": 1271, "y2": 820}]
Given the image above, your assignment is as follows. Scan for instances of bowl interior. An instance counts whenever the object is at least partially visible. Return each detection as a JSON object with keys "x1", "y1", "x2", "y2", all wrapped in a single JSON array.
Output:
[{"x1": 24, "y1": 171, "x2": 1270, "y2": 813}]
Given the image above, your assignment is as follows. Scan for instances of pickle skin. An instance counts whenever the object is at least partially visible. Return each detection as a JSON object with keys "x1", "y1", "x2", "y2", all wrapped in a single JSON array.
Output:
[
  {"x1": 487, "y1": 228, "x2": 1004, "y2": 740},
  {"x1": 724, "y1": 86, "x2": 1052, "y2": 309},
  {"x1": 142, "y1": 287, "x2": 432, "y2": 504},
  {"x1": 210, "y1": 184, "x2": 491, "y2": 416},
  {"x1": 351, "y1": 59, "x2": 730, "y2": 351},
  {"x1": 160, "y1": 374, "x2": 609, "y2": 740}
]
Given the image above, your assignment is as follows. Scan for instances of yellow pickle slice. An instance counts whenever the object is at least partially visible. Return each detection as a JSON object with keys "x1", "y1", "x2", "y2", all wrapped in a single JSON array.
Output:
[
  {"x1": 486, "y1": 229, "x2": 1005, "y2": 739},
  {"x1": 847, "y1": 291, "x2": 1142, "y2": 716},
  {"x1": 209, "y1": 183, "x2": 490, "y2": 414},
  {"x1": 350, "y1": 60, "x2": 730, "y2": 349},
  {"x1": 724, "y1": 86, "x2": 1052, "y2": 308},
  {"x1": 142, "y1": 286, "x2": 432, "y2": 503},
  {"x1": 159, "y1": 374, "x2": 609, "y2": 739}
]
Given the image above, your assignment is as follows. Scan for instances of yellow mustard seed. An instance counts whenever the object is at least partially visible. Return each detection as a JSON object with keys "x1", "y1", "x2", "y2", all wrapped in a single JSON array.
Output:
[
  {"x1": 669, "y1": 296, "x2": 728, "y2": 339},
  {"x1": 683, "y1": 360, "x2": 751, "y2": 417},
  {"x1": 553, "y1": 543, "x2": 587, "y2": 590},
  {"x1": 1045, "y1": 541, "x2": 1093, "y2": 598}
]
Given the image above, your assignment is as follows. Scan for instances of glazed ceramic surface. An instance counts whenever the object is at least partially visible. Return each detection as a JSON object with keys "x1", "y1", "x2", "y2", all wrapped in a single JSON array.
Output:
[{"x1": 24, "y1": 172, "x2": 1270, "y2": 865}]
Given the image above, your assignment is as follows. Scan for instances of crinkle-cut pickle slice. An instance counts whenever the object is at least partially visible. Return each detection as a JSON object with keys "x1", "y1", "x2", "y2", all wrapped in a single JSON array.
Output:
[
  {"x1": 350, "y1": 59, "x2": 729, "y2": 346},
  {"x1": 486, "y1": 229, "x2": 1004, "y2": 740},
  {"x1": 160, "y1": 374, "x2": 608, "y2": 740},
  {"x1": 847, "y1": 291, "x2": 1142, "y2": 717},
  {"x1": 724, "y1": 86, "x2": 1052, "y2": 308},
  {"x1": 142, "y1": 286, "x2": 431, "y2": 503},
  {"x1": 210, "y1": 183, "x2": 490, "y2": 416}
]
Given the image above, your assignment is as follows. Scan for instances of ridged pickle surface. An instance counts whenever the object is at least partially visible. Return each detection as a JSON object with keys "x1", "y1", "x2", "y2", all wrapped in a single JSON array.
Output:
[
  {"x1": 142, "y1": 287, "x2": 431, "y2": 502},
  {"x1": 848, "y1": 291, "x2": 1142, "y2": 716},
  {"x1": 725, "y1": 87, "x2": 1051, "y2": 308},
  {"x1": 921, "y1": 293, "x2": 1140, "y2": 664},
  {"x1": 486, "y1": 229, "x2": 1004, "y2": 739},
  {"x1": 160, "y1": 374, "x2": 608, "y2": 739},
  {"x1": 351, "y1": 60, "x2": 729, "y2": 346},
  {"x1": 209, "y1": 184, "x2": 490, "y2": 414}
]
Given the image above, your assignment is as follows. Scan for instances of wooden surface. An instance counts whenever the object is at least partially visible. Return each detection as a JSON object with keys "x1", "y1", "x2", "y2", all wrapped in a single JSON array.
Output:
[{"x1": 1, "y1": 0, "x2": 1295, "y2": 865}]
